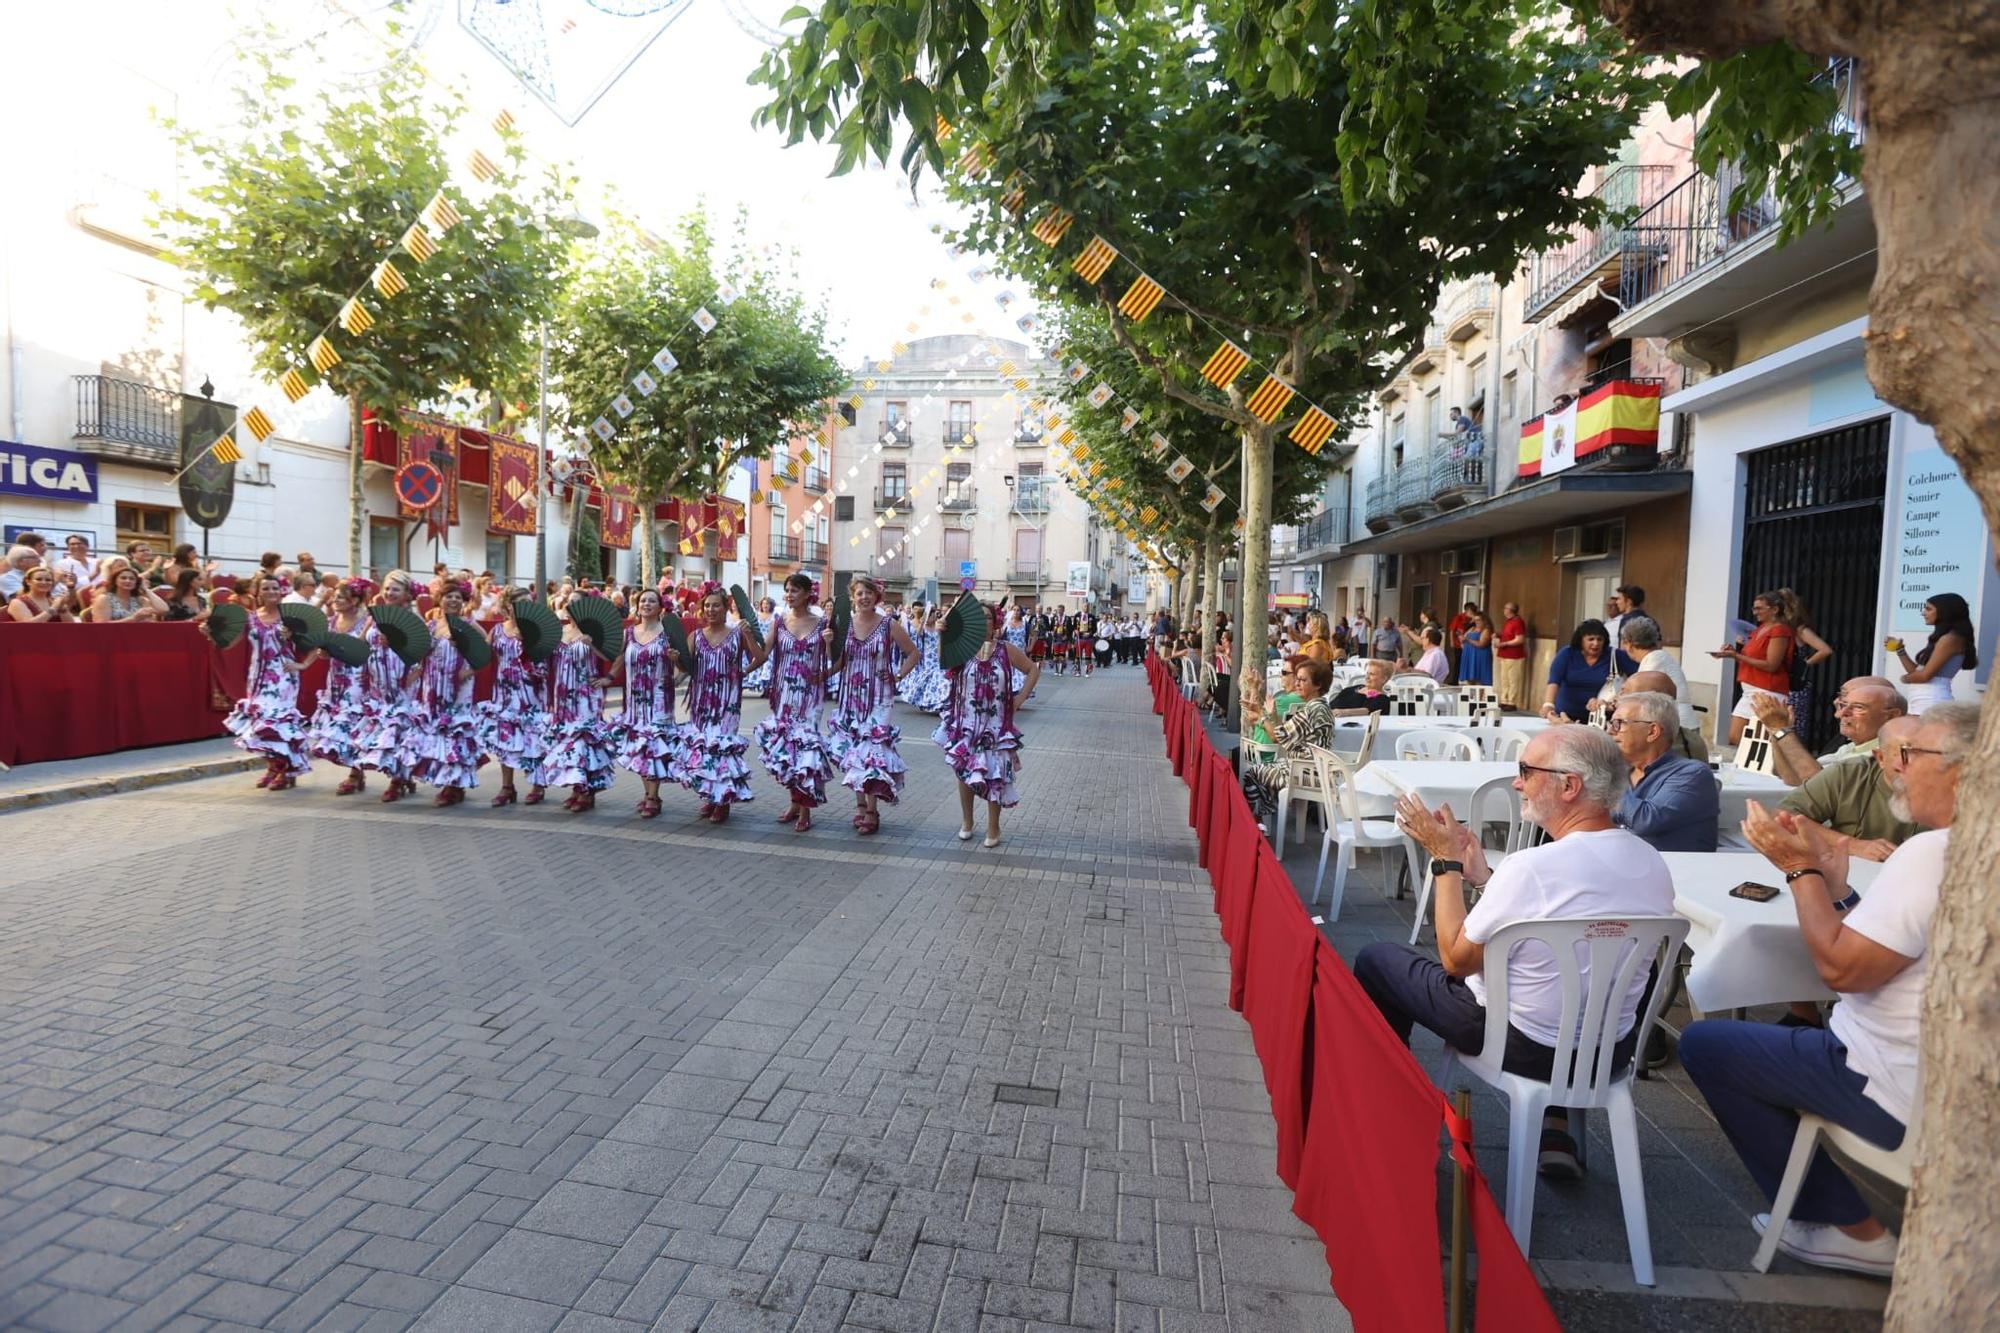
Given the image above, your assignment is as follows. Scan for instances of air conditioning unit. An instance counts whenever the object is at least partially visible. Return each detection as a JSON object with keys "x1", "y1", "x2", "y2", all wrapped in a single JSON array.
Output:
[
  {"x1": 1439, "y1": 550, "x2": 1462, "y2": 575},
  {"x1": 1553, "y1": 526, "x2": 1583, "y2": 561},
  {"x1": 1553, "y1": 522, "x2": 1621, "y2": 563}
]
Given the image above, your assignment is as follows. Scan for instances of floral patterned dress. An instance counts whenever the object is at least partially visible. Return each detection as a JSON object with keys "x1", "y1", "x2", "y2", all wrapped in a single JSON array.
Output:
[
  {"x1": 829, "y1": 617, "x2": 906, "y2": 802},
  {"x1": 479, "y1": 627, "x2": 548, "y2": 772},
  {"x1": 307, "y1": 613, "x2": 370, "y2": 768},
  {"x1": 614, "y1": 626, "x2": 686, "y2": 783},
  {"x1": 1000, "y1": 617, "x2": 1031, "y2": 693},
  {"x1": 411, "y1": 628, "x2": 483, "y2": 789},
  {"x1": 685, "y1": 623, "x2": 756, "y2": 806},
  {"x1": 353, "y1": 615, "x2": 423, "y2": 782},
  {"x1": 755, "y1": 616, "x2": 835, "y2": 807},
  {"x1": 533, "y1": 637, "x2": 615, "y2": 792},
  {"x1": 932, "y1": 645, "x2": 1024, "y2": 807},
  {"x1": 899, "y1": 625, "x2": 949, "y2": 712},
  {"x1": 224, "y1": 614, "x2": 312, "y2": 774}
]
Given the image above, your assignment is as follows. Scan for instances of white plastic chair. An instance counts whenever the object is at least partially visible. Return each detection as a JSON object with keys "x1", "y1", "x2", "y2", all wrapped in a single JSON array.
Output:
[
  {"x1": 1273, "y1": 747, "x2": 1333, "y2": 849},
  {"x1": 1328, "y1": 712, "x2": 1381, "y2": 766},
  {"x1": 1388, "y1": 675, "x2": 1438, "y2": 717},
  {"x1": 1752, "y1": 1078, "x2": 1920, "y2": 1273},
  {"x1": 1198, "y1": 662, "x2": 1221, "y2": 719},
  {"x1": 1177, "y1": 655, "x2": 1200, "y2": 701},
  {"x1": 1394, "y1": 730, "x2": 1482, "y2": 763},
  {"x1": 1440, "y1": 916, "x2": 1691, "y2": 1287},
  {"x1": 1310, "y1": 748, "x2": 1405, "y2": 919},
  {"x1": 1734, "y1": 719, "x2": 1778, "y2": 774},
  {"x1": 1474, "y1": 728, "x2": 1537, "y2": 763},
  {"x1": 1407, "y1": 776, "x2": 1527, "y2": 945},
  {"x1": 1451, "y1": 684, "x2": 1499, "y2": 715}
]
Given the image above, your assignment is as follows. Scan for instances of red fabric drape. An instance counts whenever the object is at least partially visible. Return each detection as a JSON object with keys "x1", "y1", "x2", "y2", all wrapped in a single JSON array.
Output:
[
  {"x1": 1240, "y1": 858, "x2": 1318, "y2": 1187},
  {"x1": 1449, "y1": 1110, "x2": 1565, "y2": 1332},
  {"x1": 1291, "y1": 938, "x2": 1449, "y2": 1333}
]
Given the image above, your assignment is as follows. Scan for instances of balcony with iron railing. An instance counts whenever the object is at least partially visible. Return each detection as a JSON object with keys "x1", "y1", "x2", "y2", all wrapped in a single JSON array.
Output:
[
  {"x1": 1617, "y1": 59, "x2": 1866, "y2": 333},
  {"x1": 874, "y1": 485, "x2": 910, "y2": 511},
  {"x1": 943, "y1": 422, "x2": 978, "y2": 447},
  {"x1": 803, "y1": 466, "x2": 828, "y2": 492},
  {"x1": 1407, "y1": 324, "x2": 1447, "y2": 376},
  {"x1": 1014, "y1": 421, "x2": 1045, "y2": 445},
  {"x1": 74, "y1": 374, "x2": 235, "y2": 470},
  {"x1": 1011, "y1": 481, "x2": 1051, "y2": 514},
  {"x1": 1393, "y1": 458, "x2": 1435, "y2": 520},
  {"x1": 1441, "y1": 277, "x2": 1496, "y2": 342},
  {"x1": 879, "y1": 419, "x2": 912, "y2": 446},
  {"x1": 1009, "y1": 561, "x2": 1044, "y2": 584},
  {"x1": 1428, "y1": 436, "x2": 1489, "y2": 510},
  {"x1": 1363, "y1": 475, "x2": 1396, "y2": 533},
  {"x1": 1524, "y1": 163, "x2": 1677, "y2": 321},
  {"x1": 767, "y1": 534, "x2": 802, "y2": 563},
  {"x1": 876, "y1": 552, "x2": 912, "y2": 580},
  {"x1": 1297, "y1": 506, "x2": 1352, "y2": 555},
  {"x1": 802, "y1": 538, "x2": 827, "y2": 565},
  {"x1": 942, "y1": 482, "x2": 977, "y2": 512}
]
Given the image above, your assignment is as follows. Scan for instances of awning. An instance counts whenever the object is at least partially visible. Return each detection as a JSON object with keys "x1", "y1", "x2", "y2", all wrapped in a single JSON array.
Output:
[{"x1": 1340, "y1": 468, "x2": 1691, "y2": 555}]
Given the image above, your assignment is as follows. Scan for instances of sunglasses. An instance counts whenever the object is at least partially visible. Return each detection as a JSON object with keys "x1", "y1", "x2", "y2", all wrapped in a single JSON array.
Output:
[{"x1": 1517, "y1": 761, "x2": 1575, "y2": 783}]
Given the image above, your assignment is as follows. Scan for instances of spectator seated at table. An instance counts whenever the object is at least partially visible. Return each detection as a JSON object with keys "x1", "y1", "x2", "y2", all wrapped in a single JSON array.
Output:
[
  {"x1": 1680, "y1": 702, "x2": 1974, "y2": 1278},
  {"x1": 1609, "y1": 691, "x2": 1719, "y2": 853},
  {"x1": 1414, "y1": 627, "x2": 1451, "y2": 683},
  {"x1": 1749, "y1": 677, "x2": 1905, "y2": 786},
  {"x1": 1239, "y1": 675, "x2": 1298, "y2": 748},
  {"x1": 1356, "y1": 725, "x2": 1676, "y2": 1178},
  {"x1": 1239, "y1": 659, "x2": 1336, "y2": 829},
  {"x1": 1605, "y1": 618, "x2": 1708, "y2": 761},
  {"x1": 1330, "y1": 659, "x2": 1395, "y2": 716},
  {"x1": 1778, "y1": 715, "x2": 1921, "y2": 862},
  {"x1": 1604, "y1": 669, "x2": 1709, "y2": 761},
  {"x1": 1541, "y1": 618, "x2": 1639, "y2": 723}
]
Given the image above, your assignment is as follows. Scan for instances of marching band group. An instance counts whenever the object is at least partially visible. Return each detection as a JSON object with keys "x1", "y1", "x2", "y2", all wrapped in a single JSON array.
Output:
[{"x1": 212, "y1": 569, "x2": 1049, "y2": 846}]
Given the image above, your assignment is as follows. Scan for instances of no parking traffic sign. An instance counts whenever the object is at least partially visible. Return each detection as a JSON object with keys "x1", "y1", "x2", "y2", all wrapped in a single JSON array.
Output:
[{"x1": 396, "y1": 462, "x2": 444, "y2": 510}]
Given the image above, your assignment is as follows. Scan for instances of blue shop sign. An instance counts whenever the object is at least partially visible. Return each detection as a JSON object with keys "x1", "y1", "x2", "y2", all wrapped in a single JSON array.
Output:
[{"x1": 0, "y1": 440, "x2": 98, "y2": 504}]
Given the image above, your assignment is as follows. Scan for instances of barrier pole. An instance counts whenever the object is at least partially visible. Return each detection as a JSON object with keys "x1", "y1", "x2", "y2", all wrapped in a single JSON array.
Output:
[{"x1": 1448, "y1": 1089, "x2": 1471, "y2": 1333}]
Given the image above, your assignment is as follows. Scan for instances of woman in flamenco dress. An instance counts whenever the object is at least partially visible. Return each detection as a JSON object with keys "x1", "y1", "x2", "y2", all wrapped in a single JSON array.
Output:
[
  {"x1": 410, "y1": 581, "x2": 485, "y2": 807},
  {"x1": 607, "y1": 588, "x2": 688, "y2": 819},
  {"x1": 353, "y1": 570, "x2": 426, "y2": 804},
  {"x1": 309, "y1": 578, "x2": 374, "y2": 794},
  {"x1": 215, "y1": 572, "x2": 318, "y2": 791},
  {"x1": 481, "y1": 588, "x2": 551, "y2": 808},
  {"x1": 532, "y1": 606, "x2": 617, "y2": 813},
  {"x1": 755, "y1": 572, "x2": 836, "y2": 832},
  {"x1": 934, "y1": 601, "x2": 1040, "y2": 848},
  {"x1": 682, "y1": 581, "x2": 768, "y2": 823},
  {"x1": 827, "y1": 575, "x2": 918, "y2": 835}
]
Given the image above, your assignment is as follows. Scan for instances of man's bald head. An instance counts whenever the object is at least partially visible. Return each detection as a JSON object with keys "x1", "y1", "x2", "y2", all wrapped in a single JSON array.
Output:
[{"x1": 1622, "y1": 670, "x2": 1678, "y2": 698}]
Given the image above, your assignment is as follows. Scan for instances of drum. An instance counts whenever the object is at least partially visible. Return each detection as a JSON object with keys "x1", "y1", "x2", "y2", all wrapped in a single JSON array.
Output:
[{"x1": 1095, "y1": 638, "x2": 1111, "y2": 653}]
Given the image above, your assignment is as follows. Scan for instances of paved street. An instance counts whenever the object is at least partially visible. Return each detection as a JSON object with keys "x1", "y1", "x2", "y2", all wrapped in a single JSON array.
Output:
[{"x1": 0, "y1": 671, "x2": 1346, "y2": 1332}]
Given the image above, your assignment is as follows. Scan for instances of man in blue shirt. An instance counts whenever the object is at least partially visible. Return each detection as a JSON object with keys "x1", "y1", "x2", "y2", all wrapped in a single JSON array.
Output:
[{"x1": 1610, "y1": 690, "x2": 1718, "y2": 852}]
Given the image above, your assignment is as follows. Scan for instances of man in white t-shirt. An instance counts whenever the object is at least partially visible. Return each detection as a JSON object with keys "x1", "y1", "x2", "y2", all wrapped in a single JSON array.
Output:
[
  {"x1": 1356, "y1": 725, "x2": 1675, "y2": 1179},
  {"x1": 1680, "y1": 701, "x2": 1972, "y2": 1279}
]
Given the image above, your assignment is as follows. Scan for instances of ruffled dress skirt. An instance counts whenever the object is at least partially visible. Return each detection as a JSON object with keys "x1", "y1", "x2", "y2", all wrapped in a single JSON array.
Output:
[
  {"x1": 683, "y1": 721, "x2": 755, "y2": 805},
  {"x1": 755, "y1": 715, "x2": 835, "y2": 807},
  {"x1": 226, "y1": 696, "x2": 313, "y2": 773},
  {"x1": 617, "y1": 718, "x2": 688, "y2": 783},
  {"x1": 932, "y1": 717, "x2": 1023, "y2": 808},
  {"x1": 413, "y1": 704, "x2": 485, "y2": 789},
  {"x1": 307, "y1": 686, "x2": 367, "y2": 769},
  {"x1": 829, "y1": 714, "x2": 905, "y2": 802},
  {"x1": 353, "y1": 693, "x2": 423, "y2": 781},
  {"x1": 479, "y1": 697, "x2": 549, "y2": 772},
  {"x1": 534, "y1": 718, "x2": 615, "y2": 791}
]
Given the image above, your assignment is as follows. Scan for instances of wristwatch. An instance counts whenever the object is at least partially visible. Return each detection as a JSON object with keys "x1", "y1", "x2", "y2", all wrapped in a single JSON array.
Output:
[
  {"x1": 1771, "y1": 728, "x2": 1792, "y2": 743},
  {"x1": 1430, "y1": 860, "x2": 1464, "y2": 879}
]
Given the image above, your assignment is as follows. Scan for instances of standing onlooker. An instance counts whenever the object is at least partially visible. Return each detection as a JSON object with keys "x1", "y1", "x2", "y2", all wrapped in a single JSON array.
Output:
[
  {"x1": 1212, "y1": 630, "x2": 1234, "y2": 713},
  {"x1": 1681, "y1": 702, "x2": 1974, "y2": 1277},
  {"x1": 1459, "y1": 611, "x2": 1494, "y2": 687},
  {"x1": 1371, "y1": 617, "x2": 1403, "y2": 663},
  {"x1": 1542, "y1": 619, "x2": 1638, "y2": 722},
  {"x1": 283, "y1": 570, "x2": 317, "y2": 605},
  {"x1": 1447, "y1": 600, "x2": 1477, "y2": 680},
  {"x1": 1614, "y1": 617, "x2": 1705, "y2": 760},
  {"x1": 55, "y1": 535, "x2": 99, "y2": 589},
  {"x1": 295, "y1": 551, "x2": 320, "y2": 584},
  {"x1": 1713, "y1": 589, "x2": 1797, "y2": 745},
  {"x1": 1775, "y1": 589, "x2": 1836, "y2": 734},
  {"x1": 1604, "y1": 584, "x2": 1646, "y2": 647},
  {"x1": 1494, "y1": 602, "x2": 1530, "y2": 710},
  {"x1": 1889, "y1": 592, "x2": 1977, "y2": 714}
]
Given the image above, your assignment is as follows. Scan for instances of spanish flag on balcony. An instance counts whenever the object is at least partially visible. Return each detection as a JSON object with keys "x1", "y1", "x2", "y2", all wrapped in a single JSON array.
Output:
[
  {"x1": 1199, "y1": 340, "x2": 1250, "y2": 389},
  {"x1": 1517, "y1": 379, "x2": 1660, "y2": 478}
]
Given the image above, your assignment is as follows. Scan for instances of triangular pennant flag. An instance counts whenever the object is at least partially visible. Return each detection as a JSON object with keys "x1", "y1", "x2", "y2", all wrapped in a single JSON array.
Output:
[
  {"x1": 1199, "y1": 340, "x2": 1251, "y2": 388},
  {"x1": 424, "y1": 191, "x2": 462, "y2": 233},
  {"x1": 632, "y1": 369, "x2": 658, "y2": 398},
  {"x1": 1146, "y1": 432, "x2": 1171, "y2": 461},
  {"x1": 1245, "y1": 374, "x2": 1296, "y2": 424},
  {"x1": 401, "y1": 221, "x2": 437, "y2": 262},
  {"x1": 1166, "y1": 454, "x2": 1194, "y2": 483},
  {"x1": 713, "y1": 281, "x2": 741, "y2": 307},
  {"x1": 591, "y1": 417, "x2": 615, "y2": 442},
  {"x1": 611, "y1": 393, "x2": 635, "y2": 419},
  {"x1": 1201, "y1": 485, "x2": 1224, "y2": 512},
  {"x1": 279, "y1": 368, "x2": 311, "y2": 403},
  {"x1": 1087, "y1": 382, "x2": 1115, "y2": 409},
  {"x1": 372, "y1": 260, "x2": 408, "y2": 298},
  {"x1": 1072, "y1": 236, "x2": 1117, "y2": 283},
  {"x1": 241, "y1": 406, "x2": 275, "y2": 442},
  {"x1": 339, "y1": 297, "x2": 374, "y2": 336},
  {"x1": 1120, "y1": 407, "x2": 1141, "y2": 433},
  {"x1": 307, "y1": 337, "x2": 340, "y2": 375},
  {"x1": 1290, "y1": 406, "x2": 1337, "y2": 455},
  {"x1": 1117, "y1": 274, "x2": 1165, "y2": 323}
]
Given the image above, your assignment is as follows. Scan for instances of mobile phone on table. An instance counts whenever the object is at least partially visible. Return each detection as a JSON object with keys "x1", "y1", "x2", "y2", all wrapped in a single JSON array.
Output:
[{"x1": 1730, "y1": 881, "x2": 1781, "y2": 902}]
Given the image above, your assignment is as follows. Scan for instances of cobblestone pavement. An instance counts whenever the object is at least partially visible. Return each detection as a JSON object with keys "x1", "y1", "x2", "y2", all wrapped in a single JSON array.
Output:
[{"x1": 0, "y1": 669, "x2": 1345, "y2": 1332}]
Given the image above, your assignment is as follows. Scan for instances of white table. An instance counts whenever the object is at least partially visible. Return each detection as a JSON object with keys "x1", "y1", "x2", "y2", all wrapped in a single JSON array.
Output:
[
  {"x1": 1354, "y1": 759, "x2": 1518, "y2": 811},
  {"x1": 1664, "y1": 852, "x2": 1882, "y2": 1014},
  {"x1": 1713, "y1": 766, "x2": 1795, "y2": 829},
  {"x1": 1334, "y1": 714, "x2": 1548, "y2": 761}
]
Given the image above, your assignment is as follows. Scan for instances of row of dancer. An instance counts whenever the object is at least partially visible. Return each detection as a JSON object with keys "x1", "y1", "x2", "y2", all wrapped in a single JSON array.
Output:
[{"x1": 218, "y1": 571, "x2": 1040, "y2": 843}]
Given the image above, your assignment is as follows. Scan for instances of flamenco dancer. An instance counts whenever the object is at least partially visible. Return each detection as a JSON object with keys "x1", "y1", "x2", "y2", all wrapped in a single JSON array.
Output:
[
  {"x1": 684, "y1": 582, "x2": 767, "y2": 823},
  {"x1": 533, "y1": 606, "x2": 617, "y2": 812},
  {"x1": 755, "y1": 572, "x2": 836, "y2": 832},
  {"x1": 482, "y1": 589, "x2": 550, "y2": 807},
  {"x1": 214, "y1": 573, "x2": 317, "y2": 790},
  {"x1": 743, "y1": 594, "x2": 777, "y2": 695},
  {"x1": 829, "y1": 575, "x2": 919, "y2": 835},
  {"x1": 608, "y1": 588, "x2": 686, "y2": 819},
  {"x1": 411, "y1": 581, "x2": 484, "y2": 806},
  {"x1": 935, "y1": 602, "x2": 1039, "y2": 847},
  {"x1": 354, "y1": 571, "x2": 425, "y2": 803},
  {"x1": 309, "y1": 578, "x2": 373, "y2": 793},
  {"x1": 1000, "y1": 605, "x2": 1033, "y2": 696}
]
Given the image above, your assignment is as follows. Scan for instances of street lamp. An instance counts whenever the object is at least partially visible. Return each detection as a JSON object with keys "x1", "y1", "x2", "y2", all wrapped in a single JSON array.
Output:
[{"x1": 535, "y1": 208, "x2": 602, "y2": 595}]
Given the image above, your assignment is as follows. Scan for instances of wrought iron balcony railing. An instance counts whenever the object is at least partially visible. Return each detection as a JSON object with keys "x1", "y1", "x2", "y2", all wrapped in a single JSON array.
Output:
[
  {"x1": 802, "y1": 538, "x2": 827, "y2": 564},
  {"x1": 943, "y1": 423, "x2": 978, "y2": 446},
  {"x1": 74, "y1": 374, "x2": 234, "y2": 469},
  {"x1": 942, "y1": 484, "x2": 977, "y2": 511},
  {"x1": 1525, "y1": 163, "x2": 1677, "y2": 318},
  {"x1": 1393, "y1": 460, "x2": 1434, "y2": 517},
  {"x1": 1363, "y1": 475, "x2": 1395, "y2": 530},
  {"x1": 1014, "y1": 422, "x2": 1045, "y2": 445},
  {"x1": 767, "y1": 534, "x2": 802, "y2": 563},
  {"x1": 802, "y1": 467, "x2": 828, "y2": 492},
  {"x1": 879, "y1": 419, "x2": 912, "y2": 446},
  {"x1": 1429, "y1": 439, "x2": 1488, "y2": 509},
  {"x1": 874, "y1": 486, "x2": 910, "y2": 511}
]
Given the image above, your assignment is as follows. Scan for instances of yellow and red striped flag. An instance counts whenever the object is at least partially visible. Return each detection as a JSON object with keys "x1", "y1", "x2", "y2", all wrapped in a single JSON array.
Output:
[
  {"x1": 424, "y1": 191, "x2": 462, "y2": 233},
  {"x1": 1140, "y1": 505, "x2": 1158, "y2": 525},
  {"x1": 1245, "y1": 374, "x2": 1295, "y2": 424},
  {"x1": 1031, "y1": 207, "x2": 1074, "y2": 246},
  {"x1": 241, "y1": 406, "x2": 275, "y2": 442},
  {"x1": 279, "y1": 368, "x2": 311, "y2": 402},
  {"x1": 401, "y1": 222, "x2": 437, "y2": 262},
  {"x1": 999, "y1": 179, "x2": 1027, "y2": 214},
  {"x1": 210, "y1": 434, "x2": 241, "y2": 465},
  {"x1": 339, "y1": 297, "x2": 374, "y2": 336},
  {"x1": 372, "y1": 259, "x2": 408, "y2": 298},
  {"x1": 934, "y1": 113, "x2": 954, "y2": 143},
  {"x1": 492, "y1": 108, "x2": 517, "y2": 134},
  {"x1": 1117, "y1": 274, "x2": 1165, "y2": 323},
  {"x1": 1071, "y1": 236, "x2": 1116, "y2": 283},
  {"x1": 1200, "y1": 340, "x2": 1250, "y2": 389},
  {"x1": 1290, "y1": 406, "x2": 1338, "y2": 455},
  {"x1": 307, "y1": 336, "x2": 341, "y2": 375},
  {"x1": 955, "y1": 142, "x2": 990, "y2": 175},
  {"x1": 465, "y1": 149, "x2": 499, "y2": 183}
]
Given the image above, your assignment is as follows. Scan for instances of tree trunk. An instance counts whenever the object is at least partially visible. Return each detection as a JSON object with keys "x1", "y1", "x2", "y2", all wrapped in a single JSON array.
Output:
[
  {"x1": 1595, "y1": 6, "x2": 2000, "y2": 1322},
  {"x1": 1238, "y1": 423, "x2": 1275, "y2": 737},
  {"x1": 636, "y1": 506, "x2": 656, "y2": 589},
  {"x1": 1178, "y1": 557, "x2": 1198, "y2": 631},
  {"x1": 347, "y1": 393, "x2": 366, "y2": 578},
  {"x1": 1199, "y1": 531, "x2": 1223, "y2": 638}
]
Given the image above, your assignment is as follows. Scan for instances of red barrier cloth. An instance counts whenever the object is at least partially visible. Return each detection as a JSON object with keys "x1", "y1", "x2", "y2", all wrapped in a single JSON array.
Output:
[
  {"x1": 1240, "y1": 856, "x2": 1317, "y2": 1187},
  {"x1": 0, "y1": 622, "x2": 233, "y2": 765},
  {"x1": 1223, "y1": 831, "x2": 1276, "y2": 1011},
  {"x1": 1291, "y1": 937, "x2": 1448, "y2": 1333},
  {"x1": 1443, "y1": 1108, "x2": 1564, "y2": 1332},
  {"x1": 1205, "y1": 754, "x2": 1235, "y2": 895},
  {"x1": 1217, "y1": 796, "x2": 1258, "y2": 925},
  {"x1": 1191, "y1": 734, "x2": 1211, "y2": 842},
  {"x1": 1167, "y1": 697, "x2": 1187, "y2": 776}
]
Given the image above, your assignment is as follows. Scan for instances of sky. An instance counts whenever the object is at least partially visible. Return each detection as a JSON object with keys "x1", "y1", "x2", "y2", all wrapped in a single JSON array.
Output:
[{"x1": 3, "y1": 0, "x2": 1037, "y2": 367}]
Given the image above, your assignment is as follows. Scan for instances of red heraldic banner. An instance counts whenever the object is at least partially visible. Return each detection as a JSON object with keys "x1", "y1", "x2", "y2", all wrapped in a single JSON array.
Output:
[
  {"x1": 487, "y1": 436, "x2": 540, "y2": 536},
  {"x1": 602, "y1": 484, "x2": 635, "y2": 550},
  {"x1": 398, "y1": 423, "x2": 460, "y2": 524}
]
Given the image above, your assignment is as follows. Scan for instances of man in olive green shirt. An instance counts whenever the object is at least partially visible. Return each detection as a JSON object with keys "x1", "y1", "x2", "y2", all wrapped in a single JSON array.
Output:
[{"x1": 1778, "y1": 715, "x2": 1921, "y2": 859}]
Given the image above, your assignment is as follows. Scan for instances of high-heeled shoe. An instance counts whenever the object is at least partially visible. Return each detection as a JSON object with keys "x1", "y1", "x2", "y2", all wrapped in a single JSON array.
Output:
[
  {"x1": 255, "y1": 763, "x2": 277, "y2": 789},
  {"x1": 638, "y1": 796, "x2": 661, "y2": 818},
  {"x1": 491, "y1": 786, "x2": 517, "y2": 808},
  {"x1": 380, "y1": 782, "x2": 403, "y2": 803},
  {"x1": 793, "y1": 809, "x2": 813, "y2": 833},
  {"x1": 433, "y1": 787, "x2": 462, "y2": 808},
  {"x1": 269, "y1": 773, "x2": 296, "y2": 792},
  {"x1": 336, "y1": 772, "x2": 365, "y2": 795},
  {"x1": 523, "y1": 786, "x2": 546, "y2": 806},
  {"x1": 709, "y1": 802, "x2": 730, "y2": 824},
  {"x1": 562, "y1": 787, "x2": 582, "y2": 811},
  {"x1": 778, "y1": 804, "x2": 800, "y2": 824}
]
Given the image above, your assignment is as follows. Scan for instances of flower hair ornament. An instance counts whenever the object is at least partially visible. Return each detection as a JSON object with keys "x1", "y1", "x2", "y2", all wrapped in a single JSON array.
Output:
[
  {"x1": 342, "y1": 577, "x2": 376, "y2": 601},
  {"x1": 697, "y1": 579, "x2": 724, "y2": 601}
]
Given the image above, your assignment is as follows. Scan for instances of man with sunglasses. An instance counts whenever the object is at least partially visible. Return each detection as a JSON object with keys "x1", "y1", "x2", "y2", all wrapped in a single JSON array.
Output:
[
  {"x1": 1356, "y1": 725, "x2": 1675, "y2": 1179},
  {"x1": 1680, "y1": 701, "x2": 1974, "y2": 1277},
  {"x1": 1609, "y1": 690, "x2": 1719, "y2": 852}
]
